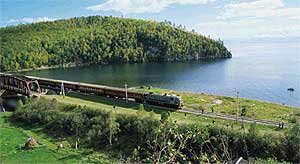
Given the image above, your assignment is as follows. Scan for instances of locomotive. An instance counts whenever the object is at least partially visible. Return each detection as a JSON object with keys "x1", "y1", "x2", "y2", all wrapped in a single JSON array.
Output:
[
  {"x1": 145, "y1": 93, "x2": 183, "y2": 109},
  {"x1": 26, "y1": 75, "x2": 183, "y2": 109}
]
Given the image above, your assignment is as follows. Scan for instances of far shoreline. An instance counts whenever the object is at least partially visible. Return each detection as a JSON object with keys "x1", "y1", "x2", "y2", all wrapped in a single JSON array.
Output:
[
  {"x1": 6, "y1": 63, "x2": 85, "y2": 73},
  {"x1": 6, "y1": 57, "x2": 231, "y2": 73}
]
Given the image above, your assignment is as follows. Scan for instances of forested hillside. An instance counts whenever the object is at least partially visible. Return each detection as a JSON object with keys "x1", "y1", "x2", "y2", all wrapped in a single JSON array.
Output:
[{"x1": 0, "y1": 16, "x2": 231, "y2": 71}]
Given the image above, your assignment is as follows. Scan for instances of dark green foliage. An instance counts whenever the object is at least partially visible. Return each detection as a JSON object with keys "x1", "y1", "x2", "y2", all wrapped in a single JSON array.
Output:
[
  {"x1": 281, "y1": 123, "x2": 300, "y2": 162},
  {"x1": 0, "y1": 16, "x2": 231, "y2": 71},
  {"x1": 160, "y1": 111, "x2": 169, "y2": 122},
  {"x1": 12, "y1": 98, "x2": 299, "y2": 163},
  {"x1": 117, "y1": 109, "x2": 160, "y2": 150},
  {"x1": 241, "y1": 105, "x2": 247, "y2": 116}
]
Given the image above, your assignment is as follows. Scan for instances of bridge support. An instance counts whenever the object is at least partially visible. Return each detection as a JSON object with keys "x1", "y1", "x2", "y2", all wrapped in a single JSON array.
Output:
[
  {"x1": 0, "y1": 98, "x2": 5, "y2": 112},
  {"x1": 0, "y1": 90, "x2": 5, "y2": 112}
]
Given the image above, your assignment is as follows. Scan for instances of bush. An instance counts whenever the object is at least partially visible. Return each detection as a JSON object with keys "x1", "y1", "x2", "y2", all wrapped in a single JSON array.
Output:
[{"x1": 12, "y1": 97, "x2": 300, "y2": 163}]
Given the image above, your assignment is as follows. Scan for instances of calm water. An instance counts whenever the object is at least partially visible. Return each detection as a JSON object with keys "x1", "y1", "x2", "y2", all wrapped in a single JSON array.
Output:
[{"x1": 22, "y1": 42, "x2": 300, "y2": 107}]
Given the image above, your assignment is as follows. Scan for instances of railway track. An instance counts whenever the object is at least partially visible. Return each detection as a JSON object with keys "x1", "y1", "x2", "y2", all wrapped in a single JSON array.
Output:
[
  {"x1": 178, "y1": 108, "x2": 288, "y2": 128},
  {"x1": 0, "y1": 73, "x2": 289, "y2": 128},
  {"x1": 149, "y1": 104, "x2": 288, "y2": 128},
  {"x1": 92, "y1": 95, "x2": 288, "y2": 128},
  {"x1": 61, "y1": 91, "x2": 289, "y2": 128}
]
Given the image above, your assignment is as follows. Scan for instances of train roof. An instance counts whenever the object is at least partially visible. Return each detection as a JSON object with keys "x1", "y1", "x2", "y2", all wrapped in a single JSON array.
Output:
[
  {"x1": 25, "y1": 75, "x2": 144, "y2": 94},
  {"x1": 148, "y1": 93, "x2": 181, "y2": 98},
  {"x1": 1, "y1": 73, "x2": 182, "y2": 98}
]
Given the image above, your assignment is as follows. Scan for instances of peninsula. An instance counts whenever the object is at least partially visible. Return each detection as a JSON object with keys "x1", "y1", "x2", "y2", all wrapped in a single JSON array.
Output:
[{"x1": 0, "y1": 16, "x2": 231, "y2": 72}]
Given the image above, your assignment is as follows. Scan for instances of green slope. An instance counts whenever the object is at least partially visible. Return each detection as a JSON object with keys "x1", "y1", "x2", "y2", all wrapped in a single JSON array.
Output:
[{"x1": 0, "y1": 112, "x2": 116, "y2": 164}]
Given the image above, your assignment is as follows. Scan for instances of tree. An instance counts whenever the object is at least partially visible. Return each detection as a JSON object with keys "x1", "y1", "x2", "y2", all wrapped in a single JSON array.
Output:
[
  {"x1": 146, "y1": 120, "x2": 194, "y2": 163},
  {"x1": 71, "y1": 113, "x2": 84, "y2": 149},
  {"x1": 0, "y1": 16, "x2": 231, "y2": 71},
  {"x1": 107, "y1": 111, "x2": 119, "y2": 146},
  {"x1": 283, "y1": 123, "x2": 300, "y2": 162},
  {"x1": 160, "y1": 111, "x2": 169, "y2": 123},
  {"x1": 16, "y1": 99, "x2": 24, "y2": 110},
  {"x1": 138, "y1": 104, "x2": 144, "y2": 111},
  {"x1": 241, "y1": 105, "x2": 247, "y2": 117}
]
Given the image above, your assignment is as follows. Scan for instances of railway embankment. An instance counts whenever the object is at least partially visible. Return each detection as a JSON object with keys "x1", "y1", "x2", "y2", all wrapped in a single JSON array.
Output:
[
  {"x1": 41, "y1": 93, "x2": 292, "y2": 135},
  {"x1": 133, "y1": 87, "x2": 300, "y2": 124}
]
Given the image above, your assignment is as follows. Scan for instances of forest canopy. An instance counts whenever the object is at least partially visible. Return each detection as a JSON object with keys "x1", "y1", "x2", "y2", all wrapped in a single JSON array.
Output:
[{"x1": 0, "y1": 16, "x2": 231, "y2": 71}]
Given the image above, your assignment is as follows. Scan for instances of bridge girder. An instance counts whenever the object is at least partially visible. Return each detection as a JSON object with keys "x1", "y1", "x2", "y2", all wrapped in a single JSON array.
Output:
[{"x1": 0, "y1": 74, "x2": 41, "y2": 96}]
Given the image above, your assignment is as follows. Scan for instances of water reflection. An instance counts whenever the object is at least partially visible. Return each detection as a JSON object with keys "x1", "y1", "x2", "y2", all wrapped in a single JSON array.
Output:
[{"x1": 21, "y1": 42, "x2": 300, "y2": 107}]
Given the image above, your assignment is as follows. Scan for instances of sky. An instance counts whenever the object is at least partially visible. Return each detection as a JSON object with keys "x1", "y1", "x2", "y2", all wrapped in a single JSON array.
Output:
[{"x1": 1, "y1": 0, "x2": 300, "y2": 42}]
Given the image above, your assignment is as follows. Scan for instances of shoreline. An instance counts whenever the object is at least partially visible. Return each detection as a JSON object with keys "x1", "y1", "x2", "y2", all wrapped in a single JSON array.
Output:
[
  {"x1": 5, "y1": 58, "x2": 230, "y2": 73},
  {"x1": 6, "y1": 63, "x2": 83, "y2": 73},
  {"x1": 132, "y1": 87, "x2": 300, "y2": 109},
  {"x1": 183, "y1": 91, "x2": 299, "y2": 108},
  {"x1": 133, "y1": 87, "x2": 298, "y2": 122},
  {"x1": 4, "y1": 63, "x2": 298, "y2": 109}
]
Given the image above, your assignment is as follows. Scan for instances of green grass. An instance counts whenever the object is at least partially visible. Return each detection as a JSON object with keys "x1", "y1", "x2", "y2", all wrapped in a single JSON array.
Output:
[
  {"x1": 133, "y1": 87, "x2": 299, "y2": 122},
  {"x1": 43, "y1": 93, "x2": 288, "y2": 135},
  {"x1": 1, "y1": 92, "x2": 294, "y2": 163},
  {"x1": 0, "y1": 112, "x2": 116, "y2": 164},
  {"x1": 1, "y1": 87, "x2": 296, "y2": 163}
]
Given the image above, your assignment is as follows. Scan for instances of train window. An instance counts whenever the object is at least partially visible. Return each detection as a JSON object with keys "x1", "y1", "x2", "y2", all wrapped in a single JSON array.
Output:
[{"x1": 170, "y1": 97, "x2": 174, "y2": 101}]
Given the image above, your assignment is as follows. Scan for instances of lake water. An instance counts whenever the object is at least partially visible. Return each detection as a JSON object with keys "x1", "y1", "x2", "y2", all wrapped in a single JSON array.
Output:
[{"x1": 21, "y1": 42, "x2": 300, "y2": 107}]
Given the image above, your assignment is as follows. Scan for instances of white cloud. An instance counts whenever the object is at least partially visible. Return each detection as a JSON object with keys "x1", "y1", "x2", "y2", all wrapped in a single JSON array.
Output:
[
  {"x1": 197, "y1": 18, "x2": 300, "y2": 39},
  {"x1": 196, "y1": 0, "x2": 300, "y2": 39},
  {"x1": 7, "y1": 17, "x2": 56, "y2": 24},
  {"x1": 219, "y1": 0, "x2": 300, "y2": 20},
  {"x1": 86, "y1": 0, "x2": 215, "y2": 14}
]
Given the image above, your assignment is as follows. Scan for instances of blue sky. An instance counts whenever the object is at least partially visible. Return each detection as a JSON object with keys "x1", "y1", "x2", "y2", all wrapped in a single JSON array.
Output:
[{"x1": 1, "y1": 0, "x2": 300, "y2": 41}]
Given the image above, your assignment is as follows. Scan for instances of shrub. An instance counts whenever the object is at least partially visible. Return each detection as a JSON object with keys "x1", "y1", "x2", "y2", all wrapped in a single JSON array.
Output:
[{"x1": 12, "y1": 97, "x2": 300, "y2": 163}]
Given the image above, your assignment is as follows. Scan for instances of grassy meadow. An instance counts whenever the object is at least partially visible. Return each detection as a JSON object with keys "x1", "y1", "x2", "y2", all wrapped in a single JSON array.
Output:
[{"x1": 0, "y1": 112, "x2": 116, "y2": 164}]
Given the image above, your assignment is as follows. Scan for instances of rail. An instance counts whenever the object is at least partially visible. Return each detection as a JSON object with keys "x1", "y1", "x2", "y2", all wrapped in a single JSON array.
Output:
[{"x1": 0, "y1": 73, "x2": 289, "y2": 128}]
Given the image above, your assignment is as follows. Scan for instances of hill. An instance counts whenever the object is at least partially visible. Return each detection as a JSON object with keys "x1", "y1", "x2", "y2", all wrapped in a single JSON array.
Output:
[{"x1": 0, "y1": 16, "x2": 231, "y2": 71}]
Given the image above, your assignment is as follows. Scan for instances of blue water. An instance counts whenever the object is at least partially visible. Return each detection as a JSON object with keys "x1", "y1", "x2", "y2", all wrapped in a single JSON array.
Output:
[{"x1": 22, "y1": 42, "x2": 300, "y2": 107}]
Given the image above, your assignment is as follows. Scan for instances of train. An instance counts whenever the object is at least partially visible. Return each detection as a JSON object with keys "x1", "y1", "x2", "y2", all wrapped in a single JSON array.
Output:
[{"x1": 26, "y1": 75, "x2": 184, "y2": 109}]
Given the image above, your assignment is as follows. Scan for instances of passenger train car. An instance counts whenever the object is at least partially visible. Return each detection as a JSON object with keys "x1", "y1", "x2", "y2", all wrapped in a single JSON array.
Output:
[{"x1": 26, "y1": 75, "x2": 183, "y2": 109}]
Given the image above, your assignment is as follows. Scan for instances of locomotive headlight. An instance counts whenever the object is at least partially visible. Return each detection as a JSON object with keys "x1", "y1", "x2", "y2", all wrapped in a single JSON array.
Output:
[{"x1": 176, "y1": 97, "x2": 182, "y2": 105}]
